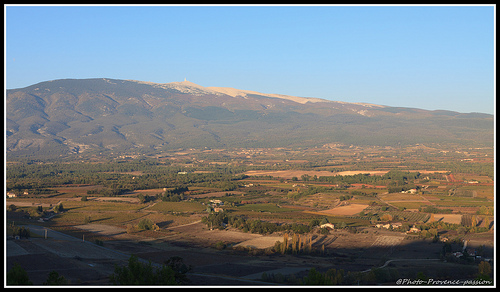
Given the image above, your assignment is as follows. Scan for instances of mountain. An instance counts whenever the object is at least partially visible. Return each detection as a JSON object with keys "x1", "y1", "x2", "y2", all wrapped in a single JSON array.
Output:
[{"x1": 5, "y1": 78, "x2": 494, "y2": 159}]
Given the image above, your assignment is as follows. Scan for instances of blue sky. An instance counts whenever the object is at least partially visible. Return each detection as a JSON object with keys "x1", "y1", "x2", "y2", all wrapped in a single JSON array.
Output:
[{"x1": 5, "y1": 4, "x2": 495, "y2": 114}]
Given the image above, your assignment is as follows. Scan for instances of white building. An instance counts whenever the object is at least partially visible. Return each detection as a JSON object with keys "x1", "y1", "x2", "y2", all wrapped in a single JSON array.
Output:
[{"x1": 320, "y1": 223, "x2": 335, "y2": 230}]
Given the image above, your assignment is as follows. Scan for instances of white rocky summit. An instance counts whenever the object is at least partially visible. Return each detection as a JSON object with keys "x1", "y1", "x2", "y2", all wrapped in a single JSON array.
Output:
[{"x1": 128, "y1": 79, "x2": 342, "y2": 104}]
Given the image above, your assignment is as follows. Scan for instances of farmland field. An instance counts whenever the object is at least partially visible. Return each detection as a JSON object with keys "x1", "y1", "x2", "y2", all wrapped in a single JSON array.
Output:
[
  {"x1": 6, "y1": 144, "x2": 494, "y2": 286},
  {"x1": 244, "y1": 170, "x2": 389, "y2": 179},
  {"x1": 434, "y1": 214, "x2": 463, "y2": 224},
  {"x1": 315, "y1": 204, "x2": 369, "y2": 216},
  {"x1": 235, "y1": 203, "x2": 298, "y2": 213},
  {"x1": 62, "y1": 200, "x2": 144, "y2": 212},
  {"x1": 234, "y1": 235, "x2": 283, "y2": 249},
  {"x1": 389, "y1": 201, "x2": 432, "y2": 210},
  {"x1": 378, "y1": 193, "x2": 429, "y2": 202},
  {"x1": 148, "y1": 201, "x2": 207, "y2": 213}
]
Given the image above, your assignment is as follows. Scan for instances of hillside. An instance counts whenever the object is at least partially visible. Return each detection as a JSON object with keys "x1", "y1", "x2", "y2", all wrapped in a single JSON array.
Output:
[{"x1": 5, "y1": 78, "x2": 494, "y2": 159}]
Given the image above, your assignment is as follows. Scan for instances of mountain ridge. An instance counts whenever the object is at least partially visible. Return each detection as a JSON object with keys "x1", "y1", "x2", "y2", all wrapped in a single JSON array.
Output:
[{"x1": 6, "y1": 78, "x2": 494, "y2": 159}]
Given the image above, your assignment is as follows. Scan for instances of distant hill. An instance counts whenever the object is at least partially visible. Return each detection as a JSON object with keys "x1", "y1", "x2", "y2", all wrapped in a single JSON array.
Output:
[{"x1": 6, "y1": 78, "x2": 494, "y2": 159}]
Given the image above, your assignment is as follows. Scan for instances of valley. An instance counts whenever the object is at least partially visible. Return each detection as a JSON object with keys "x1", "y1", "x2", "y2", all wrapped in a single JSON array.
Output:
[
  {"x1": 5, "y1": 3, "x2": 495, "y2": 287},
  {"x1": 5, "y1": 144, "x2": 494, "y2": 286}
]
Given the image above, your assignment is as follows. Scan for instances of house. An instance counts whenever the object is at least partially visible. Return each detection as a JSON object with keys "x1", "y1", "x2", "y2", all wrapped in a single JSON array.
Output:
[
  {"x1": 320, "y1": 223, "x2": 335, "y2": 230},
  {"x1": 407, "y1": 226, "x2": 420, "y2": 233},
  {"x1": 7, "y1": 192, "x2": 16, "y2": 198},
  {"x1": 466, "y1": 249, "x2": 476, "y2": 256},
  {"x1": 213, "y1": 207, "x2": 223, "y2": 213},
  {"x1": 391, "y1": 222, "x2": 402, "y2": 229},
  {"x1": 401, "y1": 189, "x2": 417, "y2": 194}
]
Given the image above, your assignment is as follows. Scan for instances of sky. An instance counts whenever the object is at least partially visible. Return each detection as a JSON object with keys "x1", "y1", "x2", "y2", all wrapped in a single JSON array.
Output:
[{"x1": 4, "y1": 4, "x2": 495, "y2": 114}]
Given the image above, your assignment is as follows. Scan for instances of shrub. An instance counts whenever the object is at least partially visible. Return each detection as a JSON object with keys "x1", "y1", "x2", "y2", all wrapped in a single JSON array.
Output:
[
  {"x1": 110, "y1": 255, "x2": 177, "y2": 285},
  {"x1": 7, "y1": 263, "x2": 32, "y2": 285},
  {"x1": 215, "y1": 241, "x2": 226, "y2": 250},
  {"x1": 43, "y1": 271, "x2": 68, "y2": 285},
  {"x1": 53, "y1": 203, "x2": 64, "y2": 213},
  {"x1": 126, "y1": 224, "x2": 137, "y2": 234},
  {"x1": 138, "y1": 218, "x2": 154, "y2": 230}
]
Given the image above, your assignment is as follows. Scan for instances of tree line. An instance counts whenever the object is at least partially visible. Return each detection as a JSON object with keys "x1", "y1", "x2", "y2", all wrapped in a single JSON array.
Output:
[{"x1": 6, "y1": 160, "x2": 250, "y2": 197}]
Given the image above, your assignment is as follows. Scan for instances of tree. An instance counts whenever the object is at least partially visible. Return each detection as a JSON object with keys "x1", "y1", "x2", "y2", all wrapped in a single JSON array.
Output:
[
  {"x1": 10, "y1": 226, "x2": 30, "y2": 239},
  {"x1": 380, "y1": 214, "x2": 393, "y2": 222},
  {"x1": 164, "y1": 256, "x2": 192, "y2": 284},
  {"x1": 138, "y1": 218, "x2": 154, "y2": 231},
  {"x1": 302, "y1": 268, "x2": 332, "y2": 285},
  {"x1": 477, "y1": 261, "x2": 492, "y2": 281},
  {"x1": 110, "y1": 255, "x2": 177, "y2": 285},
  {"x1": 7, "y1": 263, "x2": 32, "y2": 285},
  {"x1": 53, "y1": 203, "x2": 64, "y2": 213},
  {"x1": 43, "y1": 271, "x2": 68, "y2": 285},
  {"x1": 215, "y1": 241, "x2": 226, "y2": 250},
  {"x1": 482, "y1": 216, "x2": 490, "y2": 229},
  {"x1": 471, "y1": 215, "x2": 477, "y2": 227},
  {"x1": 325, "y1": 269, "x2": 344, "y2": 285},
  {"x1": 309, "y1": 218, "x2": 321, "y2": 227}
]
